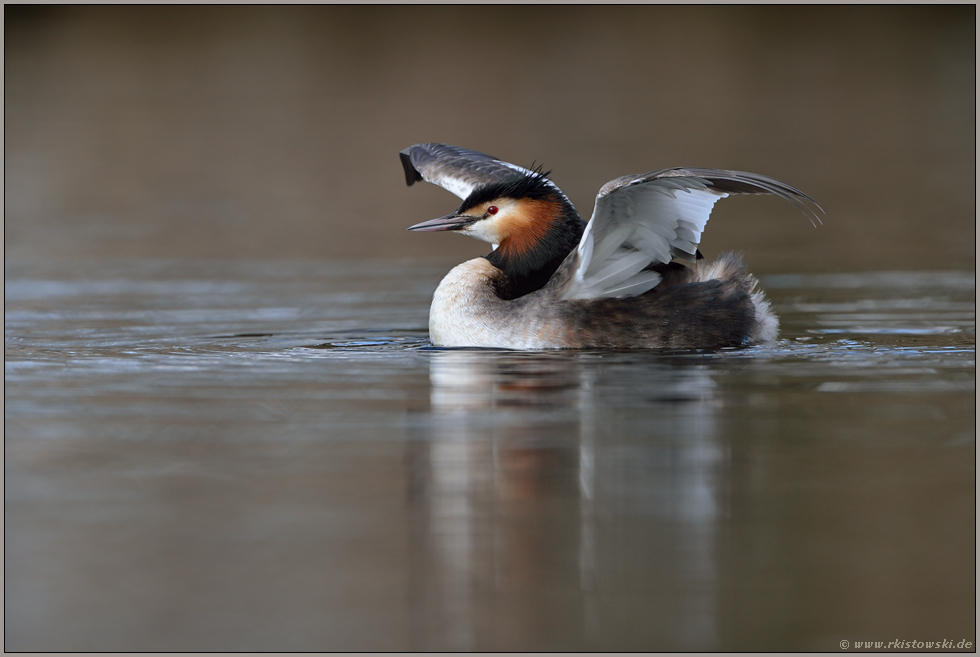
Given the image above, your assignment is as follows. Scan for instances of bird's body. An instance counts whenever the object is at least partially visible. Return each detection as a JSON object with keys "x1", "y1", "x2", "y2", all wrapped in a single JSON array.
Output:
[
  {"x1": 401, "y1": 143, "x2": 820, "y2": 350},
  {"x1": 426, "y1": 253, "x2": 776, "y2": 350}
]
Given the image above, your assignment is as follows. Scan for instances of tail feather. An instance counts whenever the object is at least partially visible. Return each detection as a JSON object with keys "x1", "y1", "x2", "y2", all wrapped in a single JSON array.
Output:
[{"x1": 695, "y1": 252, "x2": 779, "y2": 344}]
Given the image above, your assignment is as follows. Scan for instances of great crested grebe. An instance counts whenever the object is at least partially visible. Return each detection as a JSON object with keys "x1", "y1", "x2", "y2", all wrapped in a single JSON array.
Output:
[{"x1": 400, "y1": 143, "x2": 821, "y2": 350}]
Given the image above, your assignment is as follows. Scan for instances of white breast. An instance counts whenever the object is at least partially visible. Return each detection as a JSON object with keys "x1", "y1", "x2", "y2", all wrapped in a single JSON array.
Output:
[{"x1": 428, "y1": 259, "x2": 560, "y2": 349}]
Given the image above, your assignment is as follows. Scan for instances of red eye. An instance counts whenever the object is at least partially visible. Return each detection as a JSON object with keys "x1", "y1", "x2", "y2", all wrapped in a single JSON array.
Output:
[{"x1": 487, "y1": 205, "x2": 499, "y2": 215}]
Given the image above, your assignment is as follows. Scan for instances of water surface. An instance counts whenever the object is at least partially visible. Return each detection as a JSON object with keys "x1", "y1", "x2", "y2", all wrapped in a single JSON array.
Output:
[{"x1": 4, "y1": 258, "x2": 975, "y2": 651}]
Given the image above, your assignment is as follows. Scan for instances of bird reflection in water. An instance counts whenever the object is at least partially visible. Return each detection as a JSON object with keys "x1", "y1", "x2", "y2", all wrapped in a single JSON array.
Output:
[{"x1": 405, "y1": 350, "x2": 725, "y2": 650}]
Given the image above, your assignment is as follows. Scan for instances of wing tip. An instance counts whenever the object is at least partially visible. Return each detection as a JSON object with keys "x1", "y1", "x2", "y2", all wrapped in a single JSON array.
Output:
[
  {"x1": 399, "y1": 150, "x2": 423, "y2": 187},
  {"x1": 687, "y1": 169, "x2": 825, "y2": 227}
]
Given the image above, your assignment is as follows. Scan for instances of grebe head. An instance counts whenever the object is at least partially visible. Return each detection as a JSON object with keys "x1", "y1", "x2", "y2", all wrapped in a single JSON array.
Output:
[
  {"x1": 408, "y1": 169, "x2": 585, "y2": 299},
  {"x1": 408, "y1": 168, "x2": 557, "y2": 243}
]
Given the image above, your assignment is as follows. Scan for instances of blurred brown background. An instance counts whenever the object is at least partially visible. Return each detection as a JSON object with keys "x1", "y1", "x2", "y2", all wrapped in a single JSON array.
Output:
[{"x1": 4, "y1": 6, "x2": 975, "y2": 273}]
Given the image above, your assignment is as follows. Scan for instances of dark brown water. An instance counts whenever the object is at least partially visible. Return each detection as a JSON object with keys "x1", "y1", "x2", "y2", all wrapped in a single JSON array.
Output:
[
  {"x1": 4, "y1": 6, "x2": 976, "y2": 652},
  {"x1": 4, "y1": 258, "x2": 975, "y2": 651}
]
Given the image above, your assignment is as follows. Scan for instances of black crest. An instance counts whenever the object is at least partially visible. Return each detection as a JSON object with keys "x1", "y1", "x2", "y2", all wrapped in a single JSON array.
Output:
[{"x1": 459, "y1": 166, "x2": 556, "y2": 212}]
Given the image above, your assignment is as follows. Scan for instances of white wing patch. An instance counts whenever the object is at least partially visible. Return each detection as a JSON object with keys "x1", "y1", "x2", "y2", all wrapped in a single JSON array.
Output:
[
  {"x1": 560, "y1": 177, "x2": 727, "y2": 301},
  {"x1": 437, "y1": 176, "x2": 479, "y2": 201}
]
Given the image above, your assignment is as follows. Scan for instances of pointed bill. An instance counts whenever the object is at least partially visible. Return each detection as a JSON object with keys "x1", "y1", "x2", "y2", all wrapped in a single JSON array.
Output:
[{"x1": 407, "y1": 212, "x2": 480, "y2": 232}]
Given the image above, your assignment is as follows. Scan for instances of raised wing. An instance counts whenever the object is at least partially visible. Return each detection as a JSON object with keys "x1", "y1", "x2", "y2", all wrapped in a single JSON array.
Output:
[
  {"x1": 559, "y1": 168, "x2": 822, "y2": 301},
  {"x1": 400, "y1": 142, "x2": 564, "y2": 200}
]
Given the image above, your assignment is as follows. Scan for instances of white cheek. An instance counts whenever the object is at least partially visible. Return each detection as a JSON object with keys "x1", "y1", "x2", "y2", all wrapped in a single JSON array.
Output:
[{"x1": 461, "y1": 217, "x2": 504, "y2": 245}]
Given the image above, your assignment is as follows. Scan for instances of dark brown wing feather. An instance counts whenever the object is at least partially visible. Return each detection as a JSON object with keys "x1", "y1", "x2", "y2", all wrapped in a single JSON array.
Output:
[
  {"x1": 400, "y1": 143, "x2": 537, "y2": 200},
  {"x1": 601, "y1": 168, "x2": 824, "y2": 226}
]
